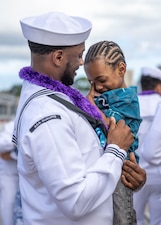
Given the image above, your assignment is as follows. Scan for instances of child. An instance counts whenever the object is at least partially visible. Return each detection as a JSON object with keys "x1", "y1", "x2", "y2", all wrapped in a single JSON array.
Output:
[{"x1": 84, "y1": 40, "x2": 142, "y2": 225}]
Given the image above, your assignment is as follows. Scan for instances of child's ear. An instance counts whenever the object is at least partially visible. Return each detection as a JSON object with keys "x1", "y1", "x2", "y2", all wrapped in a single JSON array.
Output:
[{"x1": 118, "y1": 62, "x2": 126, "y2": 77}]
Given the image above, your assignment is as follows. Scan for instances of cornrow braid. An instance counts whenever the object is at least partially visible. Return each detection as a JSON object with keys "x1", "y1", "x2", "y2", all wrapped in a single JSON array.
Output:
[{"x1": 84, "y1": 41, "x2": 126, "y2": 68}]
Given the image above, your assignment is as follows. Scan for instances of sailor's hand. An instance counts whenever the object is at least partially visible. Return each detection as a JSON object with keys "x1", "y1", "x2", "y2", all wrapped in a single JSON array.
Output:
[
  {"x1": 107, "y1": 119, "x2": 134, "y2": 152},
  {"x1": 121, "y1": 152, "x2": 146, "y2": 190}
]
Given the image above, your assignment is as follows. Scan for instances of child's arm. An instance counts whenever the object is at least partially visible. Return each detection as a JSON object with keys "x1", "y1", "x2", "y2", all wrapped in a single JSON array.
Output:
[
  {"x1": 86, "y1": 82, "x2": 110, "y2": 126},
  {"x1": 86, "y1": 81, "x2": 97, "y2": 105}
]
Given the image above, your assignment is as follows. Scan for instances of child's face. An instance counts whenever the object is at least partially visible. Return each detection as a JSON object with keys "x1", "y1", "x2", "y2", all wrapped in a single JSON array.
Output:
[{"x1": 84, "y1": 59, "x2": 126, "y2": 94}]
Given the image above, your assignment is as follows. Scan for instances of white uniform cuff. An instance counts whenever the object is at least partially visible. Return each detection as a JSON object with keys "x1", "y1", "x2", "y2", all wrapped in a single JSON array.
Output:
[{"x1": 104, "y1": 144, "x2": 127, "y2": 161}]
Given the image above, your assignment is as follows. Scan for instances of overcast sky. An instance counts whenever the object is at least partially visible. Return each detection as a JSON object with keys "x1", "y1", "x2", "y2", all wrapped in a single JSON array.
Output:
[{"x1": 1, "y1": 0, "x2": 161, "y2": 90}]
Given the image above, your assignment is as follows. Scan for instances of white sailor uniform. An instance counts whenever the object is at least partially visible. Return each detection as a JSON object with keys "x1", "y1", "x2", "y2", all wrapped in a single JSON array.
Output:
[
  {"x1": 0, "y1": 120, "x2": 19, "y2": 225},
  {"x1": 133, "y1": 93, "x2": 161, "y2": 225},
  {"x1": 13, "y1": 80, "x2": 127, "y2": 225}
]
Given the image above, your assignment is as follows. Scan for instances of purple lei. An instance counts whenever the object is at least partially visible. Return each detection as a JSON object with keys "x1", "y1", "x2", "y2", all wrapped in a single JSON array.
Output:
[{"x1": 19, "y1": 66, "x2": 102, "y2": 120}]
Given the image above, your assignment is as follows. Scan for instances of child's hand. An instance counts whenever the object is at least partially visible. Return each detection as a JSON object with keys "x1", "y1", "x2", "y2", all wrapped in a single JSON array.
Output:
[
  {"x1": 86, "y1": 82, "x2": 110, "y2": 126},
  {"x1": 107, "y1": 119, "x2": 134, "y2": 151},
  {"x1": 86, "y1": 81, "x2": 95, "y2": 104}
]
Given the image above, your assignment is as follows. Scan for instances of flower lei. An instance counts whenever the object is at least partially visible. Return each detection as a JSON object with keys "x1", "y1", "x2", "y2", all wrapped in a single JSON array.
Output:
[{"x1": 19, "y1": 66, "x2": 102, "y2": 120}]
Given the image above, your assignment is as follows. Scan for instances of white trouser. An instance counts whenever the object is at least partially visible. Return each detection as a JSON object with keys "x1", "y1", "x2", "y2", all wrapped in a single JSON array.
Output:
[
  {"x1": 133, "y1": 183, "x2": 161, "y2": 225},
  {"x1": 0, "y1": 173, "x2": 18, "y2": 225}
]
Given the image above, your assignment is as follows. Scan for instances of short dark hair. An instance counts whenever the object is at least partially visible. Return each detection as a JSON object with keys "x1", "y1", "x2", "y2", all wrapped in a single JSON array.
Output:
[
  {"x1": 28, "y1": 40, "x2": 68, "y2": 55},
  {"x1": 141, "y1": 75, "x2": 161, "y2": 90}
]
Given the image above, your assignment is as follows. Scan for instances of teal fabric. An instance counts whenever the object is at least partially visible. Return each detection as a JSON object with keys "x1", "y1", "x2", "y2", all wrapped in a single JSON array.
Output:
[
  {"x1": 95, "y1": 127, "x2": 107, "y2": 149},
  {"x1": 95, "y1": 86, "x2": 142, "y2": 163}
]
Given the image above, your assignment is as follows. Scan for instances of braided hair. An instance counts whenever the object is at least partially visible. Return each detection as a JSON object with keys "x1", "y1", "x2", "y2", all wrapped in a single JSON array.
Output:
[{"x1": 84, "y1": 41, "x2": 126, "y2": 69}]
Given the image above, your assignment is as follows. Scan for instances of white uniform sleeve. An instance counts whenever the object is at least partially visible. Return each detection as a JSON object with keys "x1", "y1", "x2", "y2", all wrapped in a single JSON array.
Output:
[
  {"x1": 142, "y1": 102, "x2": 161, "y2": 165},
  {"x1": 0, "y1": 121, "x2": 15, "y2": 153}
]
